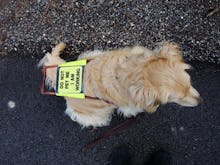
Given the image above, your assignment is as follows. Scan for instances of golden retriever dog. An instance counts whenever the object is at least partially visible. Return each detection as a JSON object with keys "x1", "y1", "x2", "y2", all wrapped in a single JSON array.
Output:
[{"x1": 39, "y1": 42, "x2": 202, "y2": 127}]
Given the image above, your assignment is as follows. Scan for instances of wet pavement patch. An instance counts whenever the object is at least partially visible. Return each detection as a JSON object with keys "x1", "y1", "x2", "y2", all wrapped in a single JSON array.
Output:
[{"x1": 0, "y1": 57, "x2": 219, "y2": 164}]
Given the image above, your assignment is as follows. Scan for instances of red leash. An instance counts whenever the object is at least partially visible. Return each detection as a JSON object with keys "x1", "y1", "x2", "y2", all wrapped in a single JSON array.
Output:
[{"x1": 81, "y1": 117, "x2": 136, "y2": 152}]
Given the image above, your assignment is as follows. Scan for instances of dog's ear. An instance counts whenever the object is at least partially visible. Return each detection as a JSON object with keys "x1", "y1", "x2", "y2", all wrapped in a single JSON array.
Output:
[
  {"x1": 129, "y1": 84, "x2": 158, "y2": 109},
  {"x1": 158, "y1": 88, "x2": 170, "y2": 104},
  {"x1": 156, "y1": 42, "x2": 183, "y2": 62},
  {"x1": 181, "y1": 63, "x2": 192, "y2": 70}
]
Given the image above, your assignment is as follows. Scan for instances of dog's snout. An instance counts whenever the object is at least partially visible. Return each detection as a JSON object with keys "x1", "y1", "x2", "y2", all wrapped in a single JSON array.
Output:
[{"x1": 196, "y1": 96, "x2": 203, "y2": 104}]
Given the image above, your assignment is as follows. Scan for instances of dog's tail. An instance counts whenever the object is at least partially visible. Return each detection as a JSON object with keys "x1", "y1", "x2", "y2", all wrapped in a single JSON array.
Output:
[
  {"x1": 38, "y1": 42, "x2": 66, "y2": 88},
  {"x1": 38, "y1": 42, "x2": 66, "y2": 67}
]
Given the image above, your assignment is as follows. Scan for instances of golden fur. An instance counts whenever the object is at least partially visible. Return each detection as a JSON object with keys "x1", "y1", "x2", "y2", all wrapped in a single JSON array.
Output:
[{"x1": 39, "y1": 42, "x2": 201, "y2": 127}]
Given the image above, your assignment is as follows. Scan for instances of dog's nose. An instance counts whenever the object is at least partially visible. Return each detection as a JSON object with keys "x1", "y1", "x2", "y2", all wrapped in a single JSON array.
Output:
[{"x1": 196, "y1": 96, "x2": 203, "y2": 104}]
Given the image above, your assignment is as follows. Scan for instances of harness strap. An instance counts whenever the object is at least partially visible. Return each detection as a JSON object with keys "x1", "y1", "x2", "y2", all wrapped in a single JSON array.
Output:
[
  {"x1": 41, "y1": 59, "x2": 114, "y2": 105},
  {"x1": 85, "y1": 95, "x2": 114, "y2": 104}
]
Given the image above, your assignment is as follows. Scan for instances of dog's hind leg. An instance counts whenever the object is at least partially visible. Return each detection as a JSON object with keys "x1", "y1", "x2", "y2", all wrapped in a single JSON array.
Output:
[
  {"x1": 131, "y1": 46, "x2": 154, "y2": 58},
  {"x1": 65, "y1": 102, "x2": 115, "y2": 128}
]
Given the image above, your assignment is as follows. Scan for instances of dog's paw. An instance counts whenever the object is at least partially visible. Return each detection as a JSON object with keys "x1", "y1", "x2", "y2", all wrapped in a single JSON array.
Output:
[
  {"x1": 117, "y1": 106, "x2": 143, "y2": 117},
  {"x1": 145, "y1": 105, "x2": 159, "y2": 113}
]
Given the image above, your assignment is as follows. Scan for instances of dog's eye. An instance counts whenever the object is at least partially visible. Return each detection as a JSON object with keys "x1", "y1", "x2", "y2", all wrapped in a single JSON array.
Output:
[{"x1": 180, "y1": 88, "x2": 189, "y2": 99}]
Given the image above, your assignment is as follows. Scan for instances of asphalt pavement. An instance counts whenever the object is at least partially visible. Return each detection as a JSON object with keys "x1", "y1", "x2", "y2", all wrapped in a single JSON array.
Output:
[
  {"x1": 1, "y1": 0, "x2": 220, "y2": 63},
  {"x1": 0, "y1": 57, "x2": 219, "y2": 165}
]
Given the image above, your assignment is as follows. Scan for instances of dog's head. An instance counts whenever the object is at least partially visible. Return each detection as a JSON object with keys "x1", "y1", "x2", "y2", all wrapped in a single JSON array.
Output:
[{"x1": 129, "y1": 42, "x2": 202, "y2": 112}]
